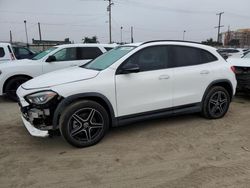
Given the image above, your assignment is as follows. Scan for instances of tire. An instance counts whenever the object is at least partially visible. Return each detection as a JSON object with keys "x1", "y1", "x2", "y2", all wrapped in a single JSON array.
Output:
[
  {"x1": 5, "y1": 77, "x2": 30, "y2": 101},
  {"x1": 59, "y1": 100, "x2": 109, "y2": 148},
  {"x1": 201, "y1": 86, "x2": 230, "y2": 119}
]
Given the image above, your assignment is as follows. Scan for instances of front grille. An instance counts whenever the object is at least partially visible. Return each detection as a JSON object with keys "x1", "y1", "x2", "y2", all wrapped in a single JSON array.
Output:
[{"x1": 235, "y1": 66, "x2": 250, "y2": 90}]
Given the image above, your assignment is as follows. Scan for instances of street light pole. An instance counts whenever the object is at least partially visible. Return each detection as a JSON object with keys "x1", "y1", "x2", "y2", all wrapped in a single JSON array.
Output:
[
  {"x1": 120, "y1": 26, "x2": 123, "y2": 44},
  {"x1": 24, "y1": 20, "x2": 29, "y2": 47}
]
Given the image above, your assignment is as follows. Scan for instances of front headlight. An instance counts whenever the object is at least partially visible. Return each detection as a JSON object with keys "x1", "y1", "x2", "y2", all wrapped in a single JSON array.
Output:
[{"x1": 25, "y1": 91, "x2": 57, "y2": 105}]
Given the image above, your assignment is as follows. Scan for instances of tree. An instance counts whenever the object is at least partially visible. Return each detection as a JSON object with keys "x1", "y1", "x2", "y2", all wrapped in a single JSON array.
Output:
[
  {"x1": 82, "y1": 36, "x2": 99, "y2": 43},
  {"x1": 201, "y1": 38, "x2": 222, "y2": 46}
]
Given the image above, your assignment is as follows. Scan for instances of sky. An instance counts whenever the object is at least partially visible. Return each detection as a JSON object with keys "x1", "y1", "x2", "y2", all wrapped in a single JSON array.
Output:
[{"x1": 0, "y1": 0, "x2": 250, "y2": 44}]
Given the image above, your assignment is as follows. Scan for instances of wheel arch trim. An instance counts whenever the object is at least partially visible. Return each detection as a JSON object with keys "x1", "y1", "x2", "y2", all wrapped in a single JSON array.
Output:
[
  {"x1": 202, "y1": 79, "x2": 234, "y2": 102},
  {"x1": 52, "y1": 92, "x2": 117, "y2": 129}
]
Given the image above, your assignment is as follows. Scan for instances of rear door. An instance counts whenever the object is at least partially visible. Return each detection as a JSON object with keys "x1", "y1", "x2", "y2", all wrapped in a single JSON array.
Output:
[{"x1": 169, "y1": 45, "x2": 218, "y2": 107}]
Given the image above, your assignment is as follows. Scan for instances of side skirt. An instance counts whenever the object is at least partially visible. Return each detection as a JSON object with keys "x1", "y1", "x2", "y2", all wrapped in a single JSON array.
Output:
[{"x1": 115, "y1": 103, "x2": 202, "y2": 127}]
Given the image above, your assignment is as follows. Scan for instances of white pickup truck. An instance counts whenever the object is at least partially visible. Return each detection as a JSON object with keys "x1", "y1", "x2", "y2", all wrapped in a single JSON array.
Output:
[{"x1": 0, "y1": 42, "x2": 16, "y2": 63}]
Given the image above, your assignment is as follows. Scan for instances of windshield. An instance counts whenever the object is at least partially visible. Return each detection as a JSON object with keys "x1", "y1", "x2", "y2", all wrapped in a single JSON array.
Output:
[
  {"x1": 83, "y1": 46, "x2": 135, "y2": 70},
  {"x1": 32, "y1": 47, "x2": 57, "y2": 60},
  {"x1": 243, "y1": 52, "x2": 250, "y2": 58}
]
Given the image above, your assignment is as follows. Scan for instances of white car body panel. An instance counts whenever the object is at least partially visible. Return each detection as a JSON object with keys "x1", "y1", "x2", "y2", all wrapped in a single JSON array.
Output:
[
  {"x1": 116, "y1": 68, "x2": 173, "y2": 116},
  {"x1": 227, "y1": 57, "x2": 250, "y2": 67}
]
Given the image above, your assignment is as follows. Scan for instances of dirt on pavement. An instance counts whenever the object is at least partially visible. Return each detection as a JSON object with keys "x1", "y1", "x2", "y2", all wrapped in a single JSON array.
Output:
[{"x1": 0, "y1": 95, "x2": 250, "y2": 188}]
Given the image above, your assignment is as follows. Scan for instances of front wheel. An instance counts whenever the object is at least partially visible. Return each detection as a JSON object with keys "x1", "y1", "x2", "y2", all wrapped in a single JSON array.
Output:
[
  {"x1": 201, "y1": 86, "x2": 230, "y2": 119},
  {"x1": 5, "y1": 77, "x2": 30, "y2": 101},
  {"x1": 59, "y1": 100, "x2": 109, "y2": 148}
]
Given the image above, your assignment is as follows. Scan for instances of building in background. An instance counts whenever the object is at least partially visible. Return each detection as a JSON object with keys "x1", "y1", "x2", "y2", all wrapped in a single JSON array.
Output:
[
  {"x1": 222, "y1": 28, "x2": 250, "y2": 48},
  {"x1": 31, "y1": 38, "x2": 71, "y2": 51}
]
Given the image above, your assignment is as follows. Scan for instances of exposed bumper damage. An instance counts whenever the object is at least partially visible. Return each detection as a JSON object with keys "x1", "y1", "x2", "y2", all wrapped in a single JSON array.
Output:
[{"x1": 19, "y1": 98, "x2": 61, "y2": 137}]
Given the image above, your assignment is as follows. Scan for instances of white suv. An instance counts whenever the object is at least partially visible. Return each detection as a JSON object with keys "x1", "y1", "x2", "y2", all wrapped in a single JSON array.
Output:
[
  {"x1": 0, "y1": 43, "x2": 116, "y2": 100},
  {"x1": 17, "y1": 41, "x2": 237, "y2": 148}
]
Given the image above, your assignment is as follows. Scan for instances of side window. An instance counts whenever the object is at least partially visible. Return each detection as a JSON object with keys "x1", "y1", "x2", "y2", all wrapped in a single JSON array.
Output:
[
  {"x1": 170, "y1": 46, "x2": 202, "y2": 67},
  {"x1": 0, "y1": 48, "x2": 5, "y2": 57},
  {"x1": 53, "y1": 48, "x2": 77, "y2": 61},
  {"x1": 123, "y1": 46, "x2": 168, "y2": 72},
  {"x1": 19, "y1": 48, "x2": 30, "y2": 55},
  {"x1": 77, "y1": 47, "x2": 103, "y2": 60},
  {"x1": 200, "y1": 50, "x2": 218, "y2": 63}
]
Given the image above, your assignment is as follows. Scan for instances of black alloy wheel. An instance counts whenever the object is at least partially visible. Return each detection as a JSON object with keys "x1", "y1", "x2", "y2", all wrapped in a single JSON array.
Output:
[
  {"x1": 60, "y1": 100, "x2": 109, "y2": 148},
  {"x1": 202, "y1": 86, "x2": 230, "y2": 119}
]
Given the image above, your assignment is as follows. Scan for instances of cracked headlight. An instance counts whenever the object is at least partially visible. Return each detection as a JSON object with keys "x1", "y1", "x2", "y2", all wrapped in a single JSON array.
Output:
[{"x1": 25, "y1": 91, "x2": 57, "y2": 105}]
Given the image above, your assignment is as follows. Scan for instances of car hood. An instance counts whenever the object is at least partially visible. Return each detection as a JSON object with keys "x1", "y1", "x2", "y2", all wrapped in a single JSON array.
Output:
[
  {"x1": 22, "y1": 67, "x2": 99, "y2": 90},
  {"x1": 227, "y1": 58, "x2": 250, "y2": 67}
]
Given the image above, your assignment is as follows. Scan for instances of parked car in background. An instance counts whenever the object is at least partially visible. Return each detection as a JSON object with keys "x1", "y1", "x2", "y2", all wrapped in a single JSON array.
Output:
[
  {"x1": 0, "y1": 43, "x2": 16, "y2": 63},
  {"x1": 217, "y1": 48, "x2": 244, "y2": 58},
  {"x1": 228, "y1": 52, "x2": 250, "y2": 93},
  {"x1": 0, "y1": 43, "x2": 116, "y2": 100},
  {"x1": 12, "y1": 45, "x2": 37, "y2": 59},
  {"x1": 17, "y1": 41, "x2": 237, "y2": 148}
]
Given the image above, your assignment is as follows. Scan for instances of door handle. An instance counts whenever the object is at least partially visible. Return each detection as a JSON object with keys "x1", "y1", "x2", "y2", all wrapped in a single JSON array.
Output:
[
  {"x1": 70, "y1": 64, "x2": 77, "y2": 67},
  {"x1": 200, "y1": 70, "x2": 210, "y2": 75},
  {"x1": 159, "y1": 75, "x2": 170, "y2": 80}
]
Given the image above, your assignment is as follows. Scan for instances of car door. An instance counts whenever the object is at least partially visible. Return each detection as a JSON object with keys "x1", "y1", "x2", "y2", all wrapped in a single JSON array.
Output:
[
  {"x1": 76, "y1": 47, "x2": 103, "y2": 66},
  {"x1": 169, "y1": 45, "x2": 217, "y2": 107},
  {"x1": 115, "y1": 45, "x2": 173, "y2": 117},
  {"x1": 42, "y1": 47, "x2": 79, "y2": 73}
]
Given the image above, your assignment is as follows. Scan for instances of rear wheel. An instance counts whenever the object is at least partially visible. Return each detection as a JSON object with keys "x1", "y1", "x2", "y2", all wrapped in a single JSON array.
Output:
[
  {"x1": 59, "y1": 100, "x2": 109, "y2": 148},
  {"x1": 201, "y1": 86, "x2": 230, "y2": 119},
  {"x1": 5, "y1": 77, "x2": 30, "y2": 101}
]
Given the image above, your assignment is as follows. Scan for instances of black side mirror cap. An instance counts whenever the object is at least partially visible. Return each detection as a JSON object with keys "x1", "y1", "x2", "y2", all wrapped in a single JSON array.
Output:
[
  {"x1": 118, "y1": 63, "x2": 140, "y2": 74},
  {"x1": 46, "y1": 55, "x2": 56, "y2": 62}
]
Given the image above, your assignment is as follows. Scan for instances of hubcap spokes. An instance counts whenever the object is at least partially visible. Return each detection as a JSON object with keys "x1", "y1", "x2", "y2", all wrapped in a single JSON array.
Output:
[
  {"x1": 209, "y1": 91, "x2": 228, "y2": 116},
  {"x1": 69, "y1": 108, "x2": 104, "y2": 142}
]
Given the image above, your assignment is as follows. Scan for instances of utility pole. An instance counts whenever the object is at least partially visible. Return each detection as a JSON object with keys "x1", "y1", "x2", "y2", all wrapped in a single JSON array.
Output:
[
  {"x1": 215, "y1": 12, "x2": 224, "y2": 43},
  {"x1": 38, "y1": 22, "x2": 42, "y2": 41},
  {"x1": 9, "y1": 30, "x2": 12, "y2": 44},
  {"x1": 24, "y1": 20, "x2": 29, "y2": 47},
  {"x1": 120, "y1": 26, "x2": 123, "y2": 44},
  {"x1": 183, "y1": 30, "x2": 186, "y2": 41},
  {"x1": 106, "y1": 0, "x2": 114, "y2": 44},
  {"x1": 131, "y1": 26, "x2": 134, "y2": 43},
  {"x1": 38, "y1": 22, "x2": 44, "y2": 50}
]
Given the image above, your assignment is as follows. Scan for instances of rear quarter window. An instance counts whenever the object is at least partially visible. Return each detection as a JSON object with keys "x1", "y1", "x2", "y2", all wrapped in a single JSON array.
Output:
[
  {"x1": 169, "y1": 46, "x2": 218, "y2": 68},
  {"x1": 0, "y1": 48, "x2": 5, "y2": 57},
  {"x1": 77, "y1": 47, "x2": 103, "y2": 60}
]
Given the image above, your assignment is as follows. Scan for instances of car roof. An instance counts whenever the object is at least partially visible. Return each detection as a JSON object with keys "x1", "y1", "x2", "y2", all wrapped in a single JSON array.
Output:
[
  {"x1": 0, "y1": 42, "x2": 12, "y2": 47},
  {"x1": 55, "y1": 43, "x2": 117, "y2": 48},
  {"x1": 123, "y1": 40, "x2": 217, "y2": 51}
]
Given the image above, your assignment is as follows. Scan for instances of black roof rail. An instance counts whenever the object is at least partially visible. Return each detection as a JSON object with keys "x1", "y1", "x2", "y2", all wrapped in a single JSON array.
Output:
[{"x1": 141, "y1": 40, "x2": 202, "y2": 45}]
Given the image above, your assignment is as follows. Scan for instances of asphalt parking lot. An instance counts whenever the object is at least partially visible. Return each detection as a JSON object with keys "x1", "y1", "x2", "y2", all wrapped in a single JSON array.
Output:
[{"x1": 0, "y1": 95, "x2": 250, "y2": 188}]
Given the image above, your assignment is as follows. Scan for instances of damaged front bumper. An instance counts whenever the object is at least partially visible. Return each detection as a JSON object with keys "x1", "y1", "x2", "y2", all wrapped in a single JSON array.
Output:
[
  {"x1": 19, "y1": 98, "x2": 61, "y2": 137},
  {"x1": 21, "y1": 116, "x2": 49, "y2": 137}
]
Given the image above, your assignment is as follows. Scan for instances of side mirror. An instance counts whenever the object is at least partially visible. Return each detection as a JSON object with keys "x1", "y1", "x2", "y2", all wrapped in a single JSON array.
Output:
[
  {"x1": 119, "y1": 63, "x2": 140, "y2": 74},
  {"x1": 46, "y1": 55, "x2": 56, "y2": 63}
]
